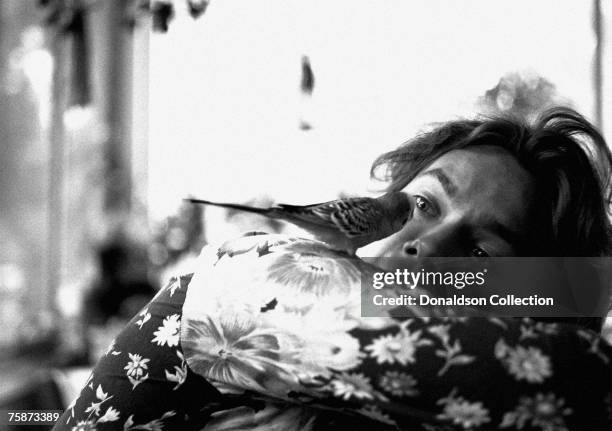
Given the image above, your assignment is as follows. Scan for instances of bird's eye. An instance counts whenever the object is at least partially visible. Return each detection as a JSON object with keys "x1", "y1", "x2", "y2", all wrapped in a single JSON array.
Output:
[{"x1": 471, "y1": 247, "x2": 489, "y2": 258}]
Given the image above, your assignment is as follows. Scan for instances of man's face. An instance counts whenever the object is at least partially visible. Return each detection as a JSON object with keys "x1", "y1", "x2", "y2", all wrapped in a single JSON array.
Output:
[{"x1": 361, "y1": 146, "x2": 535, "y2": 259}]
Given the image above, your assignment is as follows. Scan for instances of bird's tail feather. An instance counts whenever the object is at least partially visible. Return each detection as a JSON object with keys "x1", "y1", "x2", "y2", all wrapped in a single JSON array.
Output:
[{"x1": 186, "y1": 198, "x2": 272, "y2": 216}]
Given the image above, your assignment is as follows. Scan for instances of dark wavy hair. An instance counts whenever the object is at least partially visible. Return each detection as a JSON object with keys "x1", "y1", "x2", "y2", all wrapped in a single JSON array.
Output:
[{"x1": 371, "y1": 107, "x2": 612, "y2": 257}]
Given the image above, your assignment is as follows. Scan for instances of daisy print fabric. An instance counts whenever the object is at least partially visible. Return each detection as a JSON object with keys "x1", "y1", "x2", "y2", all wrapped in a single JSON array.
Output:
[
  {"x1": 180, "y1": 233, "x2": 612, "y2": 430},
  {"x1": 55, "y1": 232, "x2": 612, "y2": 430},
  {"x1": 53, "y1": 274, "x2": 226, "y2": 431}
]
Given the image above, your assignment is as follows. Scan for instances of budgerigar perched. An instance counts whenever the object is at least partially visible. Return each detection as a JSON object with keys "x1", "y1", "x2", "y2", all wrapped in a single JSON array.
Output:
[{"x1": 186, "y1": 192, "x2": 413, "y2": 255}]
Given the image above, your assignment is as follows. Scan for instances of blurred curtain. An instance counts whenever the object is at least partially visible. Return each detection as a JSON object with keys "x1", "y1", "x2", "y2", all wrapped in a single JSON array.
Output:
[{"x1": 0, "y1": 0, "x2": 56, "y2": 358}]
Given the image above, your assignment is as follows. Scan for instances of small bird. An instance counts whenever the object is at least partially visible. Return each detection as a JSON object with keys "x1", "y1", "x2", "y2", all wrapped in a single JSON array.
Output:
[{"x1": 186, "y1": 192, "x2": 413, "y2": 255}]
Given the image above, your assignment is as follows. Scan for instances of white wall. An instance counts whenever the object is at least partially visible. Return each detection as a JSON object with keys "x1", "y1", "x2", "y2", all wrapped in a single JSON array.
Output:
[{"x1": 148, "y1": 0, "x2": 595, "y2": 241}]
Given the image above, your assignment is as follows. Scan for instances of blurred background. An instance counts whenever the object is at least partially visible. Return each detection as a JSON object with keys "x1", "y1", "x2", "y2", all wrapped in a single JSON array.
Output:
[{"x1": 1, "y1": 0, "x2": 611, "y2": 419}]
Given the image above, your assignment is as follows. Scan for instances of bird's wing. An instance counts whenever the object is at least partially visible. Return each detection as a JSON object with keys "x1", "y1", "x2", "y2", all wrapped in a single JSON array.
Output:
[{"x1": 276, "y1": 198, "x2": 384, "y2": 238}]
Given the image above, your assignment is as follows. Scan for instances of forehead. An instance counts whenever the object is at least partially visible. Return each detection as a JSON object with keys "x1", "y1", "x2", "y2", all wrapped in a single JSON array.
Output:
[{"x1": 416, "y1": 146, "x2": 535, "y2": 228}]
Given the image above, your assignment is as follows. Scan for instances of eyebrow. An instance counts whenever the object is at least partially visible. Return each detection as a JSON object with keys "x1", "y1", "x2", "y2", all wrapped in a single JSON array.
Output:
[{"x1": 419, "y1": 168, "x2": 458, "y2": 197}]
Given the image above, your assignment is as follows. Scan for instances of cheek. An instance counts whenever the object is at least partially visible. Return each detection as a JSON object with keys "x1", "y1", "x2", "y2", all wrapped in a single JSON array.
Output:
[
  {"x1": 357, "y1": 234, "x2": 397, "y2": 258},
  {"x1": 357, "y1": 222, "x2": 420, "y2": 258}
]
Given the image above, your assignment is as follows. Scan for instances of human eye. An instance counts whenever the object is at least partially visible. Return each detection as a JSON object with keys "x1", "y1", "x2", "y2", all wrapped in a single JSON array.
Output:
[
  {"x1": 471, "y1": 247, "x2": 489, "y2": 258},
  {"x1": 414, "y1": 195, "x2": 438, "y2": 217}
]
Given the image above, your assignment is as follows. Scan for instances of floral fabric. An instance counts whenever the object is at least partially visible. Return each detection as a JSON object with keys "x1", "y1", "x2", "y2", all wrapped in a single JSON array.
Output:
[
  {"x1": 52, "y1": 275, "x2": 225, "y2": 431},
  {"x1": 55, "y1": 233, "x2": 612, "y2": 430},
  {"x1": 181, "y1": 233, "x2": 612, "y2": 430}
]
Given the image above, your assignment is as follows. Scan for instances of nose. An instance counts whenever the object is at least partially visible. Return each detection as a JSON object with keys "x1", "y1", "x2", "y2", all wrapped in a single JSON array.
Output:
[
  {"x1": 402, "y1": 223, "x2": 462, "y2": 258},
  {"x1": 403, "y1": 241, "x2": 420, "y2": 256},
  {"x1": 403, "y1": 239, "x2": 437, "y2": 257}
]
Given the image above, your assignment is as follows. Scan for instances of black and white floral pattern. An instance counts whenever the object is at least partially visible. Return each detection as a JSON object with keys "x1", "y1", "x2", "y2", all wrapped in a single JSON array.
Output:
[{"x1": 54, "y1": 233, "x2": 612, "y2": 430}]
